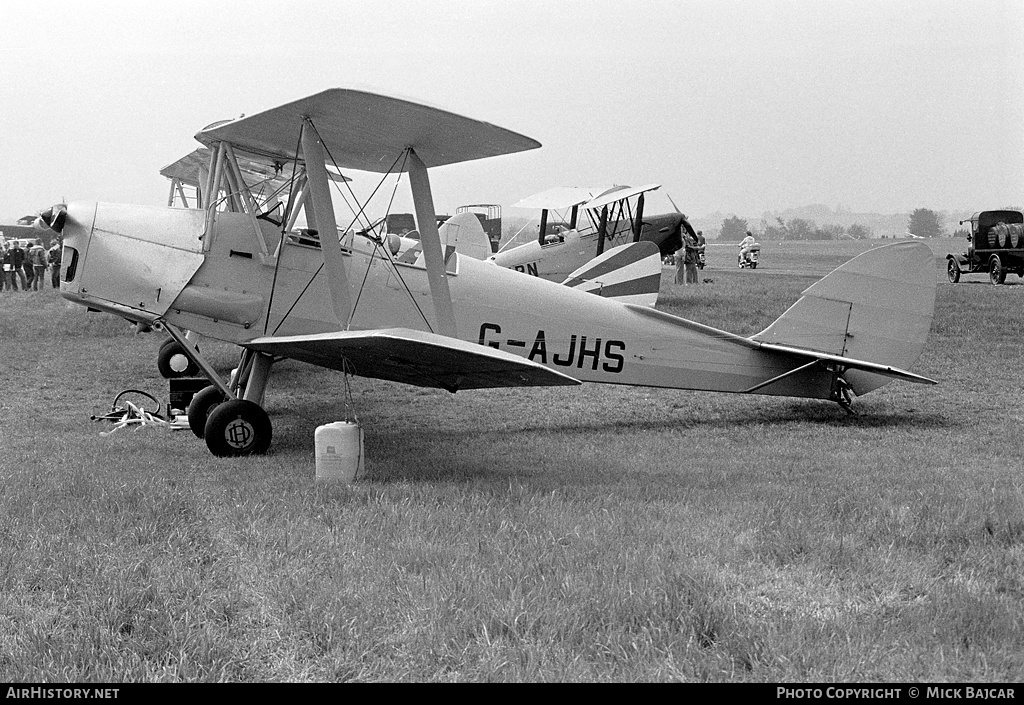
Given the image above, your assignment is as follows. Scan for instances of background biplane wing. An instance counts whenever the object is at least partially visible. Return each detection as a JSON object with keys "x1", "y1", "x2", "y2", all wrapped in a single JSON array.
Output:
[
  {"x1": 243, "y1": 328, "x2": 580, "y2": 393},
  {"x1": 510, "y1": 186, "x2": 601, "y2": 211},
  {"x1": 159, "y1": 147, "x2": 349, "y2": 191},
  {"x1": 583, "y1": 183, "x2": 661, "y2": 211},
  {"x1": 195, "y1": 88, "x2": 542, "y2": 170}
]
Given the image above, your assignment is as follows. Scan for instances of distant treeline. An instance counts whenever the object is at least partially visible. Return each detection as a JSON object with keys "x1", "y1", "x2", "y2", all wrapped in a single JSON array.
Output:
[{"x1": 700, "y1": 206, "x2": 1023, "y2": 241}]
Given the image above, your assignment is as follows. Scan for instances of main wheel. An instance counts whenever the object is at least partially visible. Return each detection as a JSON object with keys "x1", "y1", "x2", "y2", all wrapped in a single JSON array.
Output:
[
  {"x1": 751, "y1": 262, "x2": 757, "y2": 269},
  {"x1": 187, "y1": 385, "x2": 226, "y2": 438},
  {"x1": 204, "y1": 399, "x2": 272, "y2": 457},
  {"x1": 947, "y1": 259, "x2": 961, "y2": 283},
  {"x1": 157, "y1": 339, "x2": 200, "y2": 378},
  {"x1": 989, "y1": 255, "x2": 1006, "y2": 285}
]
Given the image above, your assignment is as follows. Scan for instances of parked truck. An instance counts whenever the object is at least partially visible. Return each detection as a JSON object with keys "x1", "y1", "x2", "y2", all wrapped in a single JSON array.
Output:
[{"x1": 947, "y1": 209, "x2": 1024, "y2": 285}]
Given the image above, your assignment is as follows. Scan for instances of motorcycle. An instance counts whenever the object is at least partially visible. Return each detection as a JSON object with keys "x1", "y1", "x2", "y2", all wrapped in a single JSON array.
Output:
[{"x1": 738, "y1": 244, "x2": 760, "y2": 269}]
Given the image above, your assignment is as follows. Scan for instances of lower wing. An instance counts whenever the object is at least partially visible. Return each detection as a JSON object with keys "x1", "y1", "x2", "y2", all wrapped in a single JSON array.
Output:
[{"x1": 243, "y1": 327, "x2": 581, "y2": 393}]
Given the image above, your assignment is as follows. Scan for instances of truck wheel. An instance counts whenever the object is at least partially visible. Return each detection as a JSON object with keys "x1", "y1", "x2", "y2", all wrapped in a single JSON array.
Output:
[
  {"x1": 989, "y1": 255, "x2": 1006, "y2": 285},
  {"x1": 947, "y1": 259, "x2": 961, "y2": 283}
]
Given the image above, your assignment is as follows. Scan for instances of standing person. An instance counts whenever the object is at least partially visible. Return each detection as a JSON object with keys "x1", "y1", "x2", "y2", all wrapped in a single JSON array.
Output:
[
  {"x1": 10, "y1": 241, "x2": 26, "y2": 291},
  {"x1": 684, "y1": 230, "x2": 700, "y2": 284},
  {"x1": 674, "y1": 243, "x2": 687, "y2": 284},
  {"x1": 48, "y1": 240, "x2": 62, "y2": 289},
  {"x1": 23, "y1": 242, "x2": 34, "y2": 289},
  {"x1": 29, "y1": 240, "x2": 48, "y2": 290},
  {"x1": 695, "y1": 230, "x2": 707, "y2": 270},
  {"x1": 0, "y1": 243, "x2": 11, "y2": 292}
]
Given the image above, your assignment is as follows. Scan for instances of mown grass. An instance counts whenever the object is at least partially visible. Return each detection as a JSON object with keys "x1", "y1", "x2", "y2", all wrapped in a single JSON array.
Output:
[{"x1": 0, "y1": 239, "x2": 1022, "y2": 682}]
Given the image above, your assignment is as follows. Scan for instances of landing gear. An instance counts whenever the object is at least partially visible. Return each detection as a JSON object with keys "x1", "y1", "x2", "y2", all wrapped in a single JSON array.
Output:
[
  {"x1": 159, "y1": 321, "x2": 277, "y2": 456},
  {"x1": 832, "y1": 375, "x2": 857, "y2": 416},
  {"x1": 157, "y1": 339, "x2": 201, "y2": 378},
  {"x1": 187, "y1": 385, "x2": 227, "y2": 438},
  {"x1": 204, "y1": 399, "x2": 272, "y2": 457}
]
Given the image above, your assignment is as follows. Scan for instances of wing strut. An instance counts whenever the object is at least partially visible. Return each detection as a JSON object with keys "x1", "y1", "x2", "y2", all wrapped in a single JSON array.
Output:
[
  {"x1": 407, "y1": 149, "x2": 458, "y2": 338},
  {"x1": 300, "y1": 119, "x2": 353, "y2": 327}
]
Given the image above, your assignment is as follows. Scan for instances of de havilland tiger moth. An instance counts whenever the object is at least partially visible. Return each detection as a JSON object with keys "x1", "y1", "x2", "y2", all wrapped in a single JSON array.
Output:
[
  {"x1": 489, "y1": 183, "x2": 691, "y2": 283},
  {"x1": 37, "y1": 88, "x2": 938, "y2": 457}
]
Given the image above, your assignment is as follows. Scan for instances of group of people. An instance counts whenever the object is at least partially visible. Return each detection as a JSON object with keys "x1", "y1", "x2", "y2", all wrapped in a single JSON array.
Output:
[
  {"x1": 1, "y1": 239, "x2": 62, "y2": 292},
  {"x1": 674, "y1": 229, "x2": 706, "y2": 285}
]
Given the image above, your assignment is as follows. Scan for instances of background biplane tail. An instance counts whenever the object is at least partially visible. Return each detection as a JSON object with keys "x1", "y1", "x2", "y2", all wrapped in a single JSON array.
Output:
[
  {"x1": 560, "y1": 241, "x2": 663, "y2": 306},
  {"x1": 752, "y1": 240, "x2": 937, "y2": 395}
]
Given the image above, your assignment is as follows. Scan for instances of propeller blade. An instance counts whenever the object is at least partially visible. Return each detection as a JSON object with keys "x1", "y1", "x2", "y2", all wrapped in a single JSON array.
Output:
[
  {"x1": 36, "y1": 204, "x2": 68, "y2": 234},
  {"x1": 666, "y1": 193, "x2": 685, "y2": 217}
]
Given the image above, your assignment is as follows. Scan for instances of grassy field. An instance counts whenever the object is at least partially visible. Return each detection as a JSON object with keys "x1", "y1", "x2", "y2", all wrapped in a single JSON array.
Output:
[{"x1": 0, "y1": 238, "x2": 1022, "y2": 682}]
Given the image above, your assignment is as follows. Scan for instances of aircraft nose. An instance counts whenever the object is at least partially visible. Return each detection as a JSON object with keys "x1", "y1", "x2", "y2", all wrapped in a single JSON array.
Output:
[{"x1": 36, "y1": 204, "x2": 68, "y2": 234}]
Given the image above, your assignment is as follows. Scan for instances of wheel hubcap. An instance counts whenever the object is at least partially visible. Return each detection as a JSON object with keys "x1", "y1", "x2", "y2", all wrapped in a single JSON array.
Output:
[
  {"x1": 224, "y1": 418, "x2": 256, "y2": 450},
  {"x1": 170, "y1": 353, "x2": 190, "y2": 372}
]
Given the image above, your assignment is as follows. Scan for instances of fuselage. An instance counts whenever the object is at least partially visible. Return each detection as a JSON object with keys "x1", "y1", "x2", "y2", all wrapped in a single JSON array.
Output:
[
  {"x1": 59, "y1": 201, "x2": 833, "y2": 399},
  {"x1": 490, "y1": 213, "x2": 685, "y2": 282}
]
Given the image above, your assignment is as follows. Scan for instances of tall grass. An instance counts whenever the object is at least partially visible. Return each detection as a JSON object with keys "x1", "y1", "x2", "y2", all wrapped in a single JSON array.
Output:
[{"x1": 0, "y1": 240, "x2": 1022, "y2": 682}]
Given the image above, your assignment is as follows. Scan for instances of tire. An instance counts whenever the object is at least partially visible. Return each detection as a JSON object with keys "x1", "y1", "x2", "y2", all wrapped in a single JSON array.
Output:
[
  {"x1": 157, "y1": 340, "x2": 200, "y2": 378},
  {"x1": 947, "y1": 259, "x2": 961, "y2": 284},
  {"x1": 751, "y1": 262, "x2": 757, "y2": 269},
  {"x1": 989, "y1": 254, "x2": 1006, "y2": 285},
  {"x1": 204, "y1": 399, "x2": 272, "y2": 457},
  {"x1": 187, "y1": 385, "x2": 226, "y2": 438}
]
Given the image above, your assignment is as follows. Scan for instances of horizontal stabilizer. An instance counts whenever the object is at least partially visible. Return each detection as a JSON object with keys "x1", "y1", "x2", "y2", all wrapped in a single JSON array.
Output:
[
  {"x1": 743, "y1": 341, "x2": 937, "y2": 394},
  {"x1": 561, "y1": 241, "x2": 663, "y2": 306},
  {"x1": 243, "y1": 327, "x2": 580, "y2": 392}
]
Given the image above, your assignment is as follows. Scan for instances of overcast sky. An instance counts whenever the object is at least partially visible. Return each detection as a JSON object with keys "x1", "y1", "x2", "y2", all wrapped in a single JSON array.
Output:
[{"x1": 2, "y1": 0, "x2": 1022, "y2": 224}]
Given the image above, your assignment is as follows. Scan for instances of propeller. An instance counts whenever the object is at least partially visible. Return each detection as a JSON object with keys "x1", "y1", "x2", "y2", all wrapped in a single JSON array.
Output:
[
  {"x1": 665, "y1": 193, "x2": 687, "y2": 219},
  {"x1": 36, "y1": 204, "x2": 68, "y2": 234}
]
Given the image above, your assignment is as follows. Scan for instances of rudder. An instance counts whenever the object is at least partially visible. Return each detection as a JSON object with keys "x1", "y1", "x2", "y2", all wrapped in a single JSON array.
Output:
[{"x1": 561, "y1": 241, "x2": 663, "y2": 306}]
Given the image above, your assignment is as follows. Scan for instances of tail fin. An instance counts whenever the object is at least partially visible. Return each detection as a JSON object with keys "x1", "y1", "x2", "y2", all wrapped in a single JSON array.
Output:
[
  {"x1": 752, "y1": 241, "x2": 936, "y2": 395},
  {"x1": 561, "y1": 241, "x2": 663, "y2": 306},
  {"x1": 437, "y1": 211, "x2": 491, "y2": 261}
]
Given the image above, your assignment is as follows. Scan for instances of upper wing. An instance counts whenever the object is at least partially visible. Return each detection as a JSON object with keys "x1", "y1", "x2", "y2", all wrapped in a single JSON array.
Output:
[
  {"x1": 243, "y1": 327, "x2": 580, "y2": 393},
  {"x1": 159, "y1": 147, "x2": 349, "y2": 190},
  {"x1": 509, "y1": 186, "x2": 602, "y2": 211},
  {"x1": 584, "y1": 184, "x2": 661, "y2": 211},
  {"x1": 195, "y1": 88, "x2": 541, "y2": 172}
]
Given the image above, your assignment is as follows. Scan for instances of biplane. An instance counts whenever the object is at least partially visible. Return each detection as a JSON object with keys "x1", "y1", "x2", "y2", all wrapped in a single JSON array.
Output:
[
  {"x1": 39, "y1": 88, "x2": 937, "y2": 458},
  {"x1": 490, "y1": 183, "x2": 690, "y2": 284}
]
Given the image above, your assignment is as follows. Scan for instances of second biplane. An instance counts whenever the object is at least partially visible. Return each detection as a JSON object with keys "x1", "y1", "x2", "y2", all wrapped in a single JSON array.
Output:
[
  {"x1": 40, "y1": 88, "x2": 937, "y2": 457},
  {"x1": 490, "y1": 183, "x2": 690, "y2": 283}
]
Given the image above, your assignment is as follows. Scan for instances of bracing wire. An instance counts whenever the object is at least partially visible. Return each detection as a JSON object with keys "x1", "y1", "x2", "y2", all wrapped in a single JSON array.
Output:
[
  {"x1": 269, "y1": 119, "x2": 437, "y2": 336},
  {"x1": 306, "y1": 122, "x2": 434, "y2": 333},
  {"x1": 264, "y1": 121, "x2": 306, "y2": 335}
]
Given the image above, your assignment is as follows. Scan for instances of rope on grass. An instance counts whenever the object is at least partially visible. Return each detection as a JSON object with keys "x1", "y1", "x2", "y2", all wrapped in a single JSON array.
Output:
[{"x1": 92, "y1": 390, "x2": 190, "y2": 436}]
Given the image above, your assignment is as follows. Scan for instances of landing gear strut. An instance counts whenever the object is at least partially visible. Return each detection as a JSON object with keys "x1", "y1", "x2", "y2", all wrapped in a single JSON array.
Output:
[
  {"x1": 832, "y1": 375, "x2": 856, "y2": 416},
  {"x1": 160, "y1": 321, "x2": 276, "y2": 456}
]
